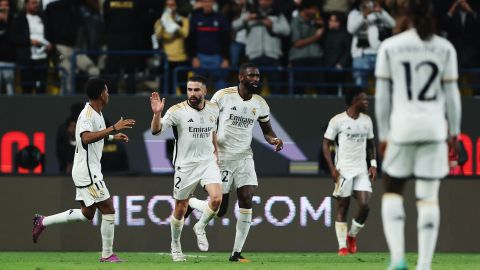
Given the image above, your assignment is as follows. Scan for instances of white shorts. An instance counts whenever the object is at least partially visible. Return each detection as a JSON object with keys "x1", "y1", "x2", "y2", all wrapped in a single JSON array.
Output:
[
  {"x1": 220, "y1": 158, "x2": 258, "y2": 194},
  {"x1": 333, "y1": 172, "x2": 372, "y2": 198},
  {"x1": 75, "y1": 180, "x2": 110, "y2": 207},
  {"x1": 382, "y1": 142, "x2": 448, "y2": 179},
  {"x1": 173, "y1": 160, "x2": 221, "y2": 200}
]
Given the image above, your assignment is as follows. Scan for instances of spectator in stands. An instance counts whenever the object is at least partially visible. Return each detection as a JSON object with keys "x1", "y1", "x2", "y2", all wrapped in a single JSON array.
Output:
[
  {"x1": 0, "y1": 0, "x2": 15, "y2": 95},
  {"x1": 324, "y1": 12, "x2": 351, "y2": 93},
  {"x1": 234, "y1": 0, "x2": 290, "y2": 93},
  {"x1": 103, "y1": 0, "x2": 144, "y2": 94},
  {"x1": 187, "y1": 0, "x2": 230, "y2": 91},
  {"x1": 289, "y1": 0, "x2": 324, "y2": 95},
  {"x1": 12, "y1": 0, "x2": 52, "y2": 94},
  {"x1": 78, "y1": 0, "x2": 103, "y2": 60},
  {"x1": 347, "y1": 0, "x2": 394, "y2": 88},
  {"x1": 442, "y1": 0, "x2": 480, "y2": 68},
  {"x1": 154, "y1": 0, "x2": 190, "y2": 94},
  {"x1": 44, "y1": 0, "x2": 99, "y2": 94},
  {"x1": 222, "y1": 0, "x2": 250, "y2": 68}
]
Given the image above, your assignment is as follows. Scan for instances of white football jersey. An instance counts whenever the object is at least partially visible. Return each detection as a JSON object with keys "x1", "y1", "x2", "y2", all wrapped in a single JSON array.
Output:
[
  {"x1": 72, "y1": 103, "x2": 106, "y2": 187},
  {"x1": 324, "y1": 112, "x2": 374, "y2": 177},
  {"x1": 155, "y1": 100, "x2": 219, "y2": 167},
  {"x1": 211, "y1": 87, "x2": 270, "y2": 160},
  {"x1": 375, "y1": 29, "x2": 458, "y2": 143}
]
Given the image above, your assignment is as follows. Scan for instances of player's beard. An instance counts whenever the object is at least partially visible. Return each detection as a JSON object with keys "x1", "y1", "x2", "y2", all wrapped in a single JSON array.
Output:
[
  {"x1": 188, "y1": 96, "x2": 203, "y2": 108},
  {"x1": 244, "y1": 80, "x2": 261, "y2": 94}
]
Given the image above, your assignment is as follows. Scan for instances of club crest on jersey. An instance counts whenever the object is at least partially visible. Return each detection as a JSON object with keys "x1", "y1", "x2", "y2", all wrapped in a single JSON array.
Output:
[
  {"x1": 252, "y1": 108, "x2": 256, "y2": 116},
  {"x1": 209, "y1": 115, "x2": 215, "y2": 123}
]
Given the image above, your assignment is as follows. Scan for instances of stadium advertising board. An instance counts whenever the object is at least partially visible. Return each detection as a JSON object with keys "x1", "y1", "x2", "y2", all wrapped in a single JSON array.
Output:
[
  {"x1": 0, "y1": 96, "x2": 478, "y2": 175},
  {"x1": 1, "y1": 176, "x2": 478, "y2": 252}
]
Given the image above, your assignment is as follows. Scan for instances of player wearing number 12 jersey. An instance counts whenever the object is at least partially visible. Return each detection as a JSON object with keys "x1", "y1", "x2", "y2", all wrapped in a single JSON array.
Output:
[{"x1": 375, "y1": 1, "x2": 461, "y2": 269}]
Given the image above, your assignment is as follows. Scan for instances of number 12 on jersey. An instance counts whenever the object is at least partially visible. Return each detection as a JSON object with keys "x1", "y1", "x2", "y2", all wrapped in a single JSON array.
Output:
[{"x1": 402, "y1": 61, "x2": 439, "y2": 101}]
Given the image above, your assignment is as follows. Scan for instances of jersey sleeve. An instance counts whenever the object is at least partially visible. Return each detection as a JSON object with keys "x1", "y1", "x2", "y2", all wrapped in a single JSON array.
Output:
[
  {"x1": 78, "y1": 115, "x2": 94, "y2": 135},
  {"x1": 443, "y1": 43, "x2": 458, "y2": 82},
  {"x1": 211, "y1": 90, "x2": 222, "y2": 106},
  {"x1": 375, "y1": 42, "x2": 391, "y2": 79},
  {"x1": 324, "y1": 118, "x2": 338, "y2": 141},
  {"x1": 158, "y1": 108, "x2": 177, "y2": 135},
  {"x1": 257, "y1": 97, "x2": 270, "y2": 123},
  {"x1": 367, "y1": 116, "x2": 374, "y2": 139}
]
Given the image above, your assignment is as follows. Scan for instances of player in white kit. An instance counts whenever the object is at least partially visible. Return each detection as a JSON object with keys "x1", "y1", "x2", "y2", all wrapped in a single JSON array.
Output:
[
  {"x1": 185, "y1": 63, "x2": 283, "y2": 262},
  {"x1": 375, "y1": 1, "x2": 461, "y2": 269},
  {"x1": 150, "y1": 75, "x2": 223, "y2": 262},
  {"x1": 32, "y1": 77, "x2": 135, "y2": 262},
  {"x1": 323, "y1": 89, "x2": 377, "y2": 256}
]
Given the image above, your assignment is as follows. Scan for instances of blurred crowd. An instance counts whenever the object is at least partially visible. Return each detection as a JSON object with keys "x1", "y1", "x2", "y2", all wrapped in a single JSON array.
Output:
[{"x1": 0, "y1": 0, "x2": 479, "y2": 95}]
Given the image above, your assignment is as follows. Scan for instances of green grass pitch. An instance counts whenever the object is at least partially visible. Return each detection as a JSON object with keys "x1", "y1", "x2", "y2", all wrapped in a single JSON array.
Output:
[{"x1": 0, "y1": 252, "x2": 479, "y2": 270}]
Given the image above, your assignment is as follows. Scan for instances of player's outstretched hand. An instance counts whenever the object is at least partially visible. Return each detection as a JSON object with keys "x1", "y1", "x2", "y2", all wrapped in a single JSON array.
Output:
[
  {"x1": 369, "y1": 166, "x2": 377, "y2": 182},
  {"x1": 114, "y1": 117, "x2": 135, "y2": 131},
  {"x1": 150, "y1": 91, "x2": 165, "y2": 114},
  {"x1": 271, "y1": 137, "x2": 283, "y2": 152},
  {"x1": 113, "y1": 133, "x2": 129, "y2": 143}
]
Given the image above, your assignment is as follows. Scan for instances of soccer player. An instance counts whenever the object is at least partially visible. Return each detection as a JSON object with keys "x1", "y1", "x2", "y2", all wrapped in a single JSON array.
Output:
[
  {"x1": 375, "y1": 1, "x2": 461, "y2": 269},
  {"x1": 322, "y1": 89, "x2": 377, "y2": 256},
  {"x1": 150, "y1": 75, "x2": 223, "y2": 262},
  {"x1": 186, "y1": 63, "x2": 283, "y2": 262},
  {"x1": 32, "y1": 77, "x2": 135, "y2": 262}
]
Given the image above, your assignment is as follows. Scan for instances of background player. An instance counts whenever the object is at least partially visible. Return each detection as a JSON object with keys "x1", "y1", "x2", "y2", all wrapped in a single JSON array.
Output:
[
  {"x1": 322, "y1": 89, "x2": 377, "y2": 256},
  {"x1": 375, "y1": 1, "x2": 461, "y2": 269},
  {"x1": 32, "y1": 77, "x2": 135, "y2": 262},
  {"x1": 187, "y1": 63, "x2": 283, "y2": 262},
  {"x1": 150, "y1": 75, "x2": 222, "y2": 262}
]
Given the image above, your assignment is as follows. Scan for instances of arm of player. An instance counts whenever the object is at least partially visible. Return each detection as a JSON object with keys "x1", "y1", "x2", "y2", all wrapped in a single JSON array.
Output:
[
  {"x1": 367, "y1": 139, "x2": 377, "y2": 182},
  {"x1": 81, "y1": 117, "x2": 135, "y2": 145},
  {"x1": 444, "y1": 80, "x2": 462, "y2": 157},
  {"x1": 259, "y1": 121, "x2": 283, "y2": 152},
  {"x1": 374, "y1": 78, "x2": 391, "y2": 158},
  {"x1": 150, "y1": 91, "x2": 165, "y2": 135},
  {"x1": 212, "y1": 131, "x2": 219, "y2": 165},
  {"x1": 322, "y1": 138, "x2": 339, "y2": 183}
]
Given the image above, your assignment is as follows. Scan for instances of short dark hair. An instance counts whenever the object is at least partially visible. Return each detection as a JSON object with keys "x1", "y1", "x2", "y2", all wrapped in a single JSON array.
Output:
[
  {"x1": 345, "y1": 88, "x2": 364, "y2": 106},
  {"x1": 84, "y1": 77, "x2": 106, "y2": 100},
  {"x1": 239, "y1": 62, "x2": 258, "y2": 74},
  {"x1": 188, "y1": 75, "x2": 207, "y2": 86}
]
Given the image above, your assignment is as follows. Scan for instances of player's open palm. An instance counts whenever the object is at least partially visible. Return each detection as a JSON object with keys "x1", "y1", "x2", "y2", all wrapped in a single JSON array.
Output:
[
  {"x1": 150, "y1": 91, "x2": 165, "y2": 114},
  {"x1": 114, "y1": 117, "x2": 136, "y2": 130}
]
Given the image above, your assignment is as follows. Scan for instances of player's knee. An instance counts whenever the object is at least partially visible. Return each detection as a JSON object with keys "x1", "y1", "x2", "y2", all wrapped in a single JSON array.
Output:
[
  {"x1": 415, "y1": 179, "x2": 440, "y2": 202},
  {"x1": 209, "y1": 195, "x2": 222, "y2": 211},
  {"x1": 102, "y1": 213, "x2": 115, "y2": 223}
]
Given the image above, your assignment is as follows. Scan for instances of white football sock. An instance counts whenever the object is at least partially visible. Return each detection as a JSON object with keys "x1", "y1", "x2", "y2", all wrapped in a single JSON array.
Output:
[
  {"x1": 335, "y1": 221, "x2": 348, "y2": 249},
  {"x1": 349, "y1": 218, "x2": 365, "y2": 237},
  {"x1": 42, "y1": 209, "x2": 88, "y2": 226},
  {"x1": 101, "y1": 214, "x2": 115, "y2": 258},
  {"x1": 189, "y1": 197, "x2": 208, "y2": 212},
  {"x1": 170, "y1": 215, "x2": 184, "y2": 244},
  {"x1": 382, "y1": 193, "x2": 405, "y2": 265},
  {"x1": 196, "y1": 204, "x2": 217, "y2": 228},
  {"x1": 233, "y1": 208, "x2": 252, "y2": 254},
  {"x1": 416, "y1": 200, "x2": 440, "y2": 270}
]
